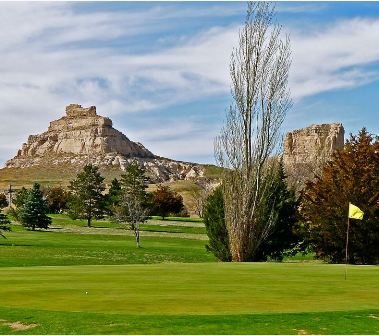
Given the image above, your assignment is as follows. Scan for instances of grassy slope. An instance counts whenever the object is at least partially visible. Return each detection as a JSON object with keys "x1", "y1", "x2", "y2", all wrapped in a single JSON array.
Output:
[
  {"x1": 0, "y1": 165, "x2": 220, "y2": 213},
  {"x1": 0, "y1": 263, "x2": 378, "y2": 334}
]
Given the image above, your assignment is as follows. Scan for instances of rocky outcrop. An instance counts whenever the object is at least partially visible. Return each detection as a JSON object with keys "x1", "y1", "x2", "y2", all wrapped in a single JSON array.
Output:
[
  {"x1": 14, "y1": 104, "x2": 154, "y2": 159},
  {"x1": 5, "y1": 104, "x2": 204, "y2": 183},
  {"x1": 283, "y1": 123, "x2": 344, "y2": 190}
]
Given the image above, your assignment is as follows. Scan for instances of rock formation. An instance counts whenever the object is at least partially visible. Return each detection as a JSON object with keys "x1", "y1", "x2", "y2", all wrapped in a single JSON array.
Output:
[
  {"x1": 5, "y1": 104, "x2": 204, "y2": 183},
  {"x1": 283, "y1": 123, "x2": 344, "y2": 191}
]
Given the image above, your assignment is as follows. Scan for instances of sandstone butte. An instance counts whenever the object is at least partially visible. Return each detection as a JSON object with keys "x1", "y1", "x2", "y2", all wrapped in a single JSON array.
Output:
[
  {"x1": 283, "y1": 123, "x2": 345, "y2": 190},
  {"x1": 4, "y1": 104, "x2": 205, "y2": 183},
  {"x1": 2, "y1": 103, "x2": 344, "y2": 191}
]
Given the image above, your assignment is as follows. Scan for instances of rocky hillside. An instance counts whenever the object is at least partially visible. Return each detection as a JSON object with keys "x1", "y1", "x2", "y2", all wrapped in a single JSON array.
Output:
[{"x1": 4, "y1": 104, "x2": 207, "y2": 184}]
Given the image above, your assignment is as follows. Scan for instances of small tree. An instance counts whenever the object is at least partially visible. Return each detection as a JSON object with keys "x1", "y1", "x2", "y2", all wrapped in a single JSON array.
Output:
[
  {"x1": 0, "y1": 211, "x2": 11, "y2": 238},
  {"x1": 302, "y1": 129, "x2": 379, "y2": 264},
  {"x1": 203, "y1": 186, "x2": 232, "y2": 261},
  {"x1": 0, "y1": 193, "x2": 8, "y2": 208},
  {"x1": 44, "y1": 186, "x2": 70, "y2": 213},
  {"x1": 0, "y1": 197, "x2": 10, "y2": 238},
  {"x1": 113, "y1": 161, "x2": 150, "y2": 247},
  {"x1": 188, "y1": 185, "x2": 209, "y2": 218},
  {"x1": 19, "y1": 183, "x2": 51, "y2": 231},
  {"x1": 152, "y1": 185, "x2": 184, "y2": 219},
  {"x1": 68, "y1": 164, "x2": 106, "y2": 227}
]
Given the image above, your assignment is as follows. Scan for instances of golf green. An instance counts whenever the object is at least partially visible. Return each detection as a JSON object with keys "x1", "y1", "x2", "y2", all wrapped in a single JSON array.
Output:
[{"x1": 1, "y1": 263, "x2": 378, "y2": 315}]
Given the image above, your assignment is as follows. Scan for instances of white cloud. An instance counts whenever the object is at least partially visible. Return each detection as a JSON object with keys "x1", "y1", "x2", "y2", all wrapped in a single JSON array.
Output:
[{"x1": 0, "y1": 3, "x2": 379, "y2": 166}]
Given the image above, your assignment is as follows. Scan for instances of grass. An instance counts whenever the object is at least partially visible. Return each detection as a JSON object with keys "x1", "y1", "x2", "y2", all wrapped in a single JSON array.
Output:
[
  {"x1": 149, "y1": 215, "x2": 203, "y2": 222},
  {"x1": 49, "y1": 214, "x2": 206, "y2": 234},
  {"x1": 0, "y1": 215, "x2": 377, "y2": 334},
  {"x1": 0, "y1": 263, "x2": 378, "y2": 334},
  {"x1": 0, "y1": 307, "x2": 378, "y2": 335},
  {"x1": 0, "y1": 226, "x2": 214, "y2": 267}
]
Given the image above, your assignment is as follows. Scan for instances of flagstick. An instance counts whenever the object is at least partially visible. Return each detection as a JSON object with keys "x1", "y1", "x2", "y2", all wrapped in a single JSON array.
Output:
[{"x1": 345, "y1": 217, "x2": 350, "y2": 280}]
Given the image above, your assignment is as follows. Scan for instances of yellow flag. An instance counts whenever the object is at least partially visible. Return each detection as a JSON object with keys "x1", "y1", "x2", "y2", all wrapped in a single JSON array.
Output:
[{"x1": 348, "y1": 203, "x2": 364, "y2": 220}]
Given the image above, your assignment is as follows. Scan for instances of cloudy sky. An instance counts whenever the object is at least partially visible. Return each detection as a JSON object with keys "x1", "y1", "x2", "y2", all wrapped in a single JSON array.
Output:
[{"x1": 0, "y1": 1, "x2": 379, "y2": 166}]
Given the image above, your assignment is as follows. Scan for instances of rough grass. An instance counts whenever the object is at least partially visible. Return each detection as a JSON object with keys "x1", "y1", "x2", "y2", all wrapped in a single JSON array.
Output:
[
  {"x1": 0, "y1": 307, "x2": 378, "y2": 335},
  {"x1": 0, "y1": 263, "x2": 378, "y2": 334}
]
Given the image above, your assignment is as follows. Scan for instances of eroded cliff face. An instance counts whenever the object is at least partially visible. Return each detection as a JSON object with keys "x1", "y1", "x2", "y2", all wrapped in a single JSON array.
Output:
[
  {"x1": 5, "y1": 104, "x2": 204, "y2": 183},
  {"x1": 283, "y1": 123, "x2": 344, "y2": 190},
  {"x1": 14, "y1": 104, "x2": 154, "y2": 159}
]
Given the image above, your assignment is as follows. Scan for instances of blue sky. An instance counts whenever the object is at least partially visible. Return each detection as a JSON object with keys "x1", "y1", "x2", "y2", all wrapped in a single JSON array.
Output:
[{"x1": 0, "y1": 1, "x2": 378, "y2": 166}]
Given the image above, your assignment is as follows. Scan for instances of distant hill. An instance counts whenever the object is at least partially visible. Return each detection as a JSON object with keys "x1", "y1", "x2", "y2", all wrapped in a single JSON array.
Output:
[{"x1": 0, "y1": 104, "x2": 222, "y2": 211}]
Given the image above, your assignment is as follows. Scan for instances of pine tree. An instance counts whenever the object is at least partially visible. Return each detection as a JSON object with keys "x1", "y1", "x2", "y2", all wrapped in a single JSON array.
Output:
[
  {"x1": 19, "y1": 183, "x2": 51, "y2": 231},
  {"x1": 0, "y1": 198, "x2": 10, "y2": 238},
  {"x1": 302, "y1": 128, "x2": 379, "y2": 264},
  {"x1": 203, "y1": 186, "x2": 231, "y2": 261},
  {"x1": 68, "y1": 164, "x2": 106, "y2": 227},
  {"x1": 0, "y1": 211, "x2": 11, "y2": 238},
  {"x1": 254, "y1": 160, "x2": 300, "y2": 261}
]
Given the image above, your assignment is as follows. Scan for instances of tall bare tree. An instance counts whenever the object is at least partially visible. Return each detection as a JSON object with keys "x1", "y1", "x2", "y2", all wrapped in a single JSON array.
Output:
[{"x1": 215, "y1": 2, "x2": 292, "y2": 261}]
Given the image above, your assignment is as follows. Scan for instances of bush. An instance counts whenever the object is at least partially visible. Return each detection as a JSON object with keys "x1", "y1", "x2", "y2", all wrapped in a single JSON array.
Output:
[{"x1": 151, "y1": 185, "x2": 184, "y2": 219}]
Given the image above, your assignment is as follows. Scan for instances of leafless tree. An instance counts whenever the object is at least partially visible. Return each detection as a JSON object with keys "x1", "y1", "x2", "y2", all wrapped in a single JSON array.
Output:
[
  {"x1": 114, "y1": 193, "x2": 148, "y2": 248},
  {"x1": 215, "y1": 2, "x2": 292, "y2": 261}
]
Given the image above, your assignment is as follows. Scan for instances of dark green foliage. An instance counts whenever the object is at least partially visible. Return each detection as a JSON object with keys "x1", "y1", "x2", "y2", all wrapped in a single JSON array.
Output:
[
  {"x1": 254, "y1": 160, "x2": 301, "y2": 261},
  {"x1": 152, "y1": 185, "x2": 184, "y2": 219},
  {"x1": 13, "y1": 187, "x2": 30, "y2": 208},
  {"x1": 68, "y1": 164, "x2": 106, "y2": 227},
  {"x1": 19, "y1": 183, "x2": 51, "y2": 231},
  {"x1": 106, "y1": 178, "x2": 122, "y2": 214},
  {"x1": 44, "y1": 186, "x2": 71, "y2": 213},
  {"x1": 0, "y1": 193, "x2": 8, "y2": 208},
  {"x1": 203, "y1": 162, "x2": 300, "y2": 262},
  {"x1": 0, "y1": 209, "x2": 11, "y2": 238},
  {"x1": 302, "y1": 129, "x2": 379, "y2": 264},
  {"x1": 203, "y1": 186, "x2": 231, "y2": 261}
]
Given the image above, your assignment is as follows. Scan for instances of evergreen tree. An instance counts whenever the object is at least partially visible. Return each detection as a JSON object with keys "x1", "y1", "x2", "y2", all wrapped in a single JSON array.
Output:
[
  {"x1": 302, "y1": 128, "x2": 379, "y2": 264},
  {"x1": 152, "y1": 185, "x2": 184, "y2": 219},
  {"x1": 19, "y1": 183, "x2": 51, "y2": 231},
  {"x1": 204, "y1": 161, "x2": 300, "y2": 262},
  {"x1": 254, "y1": 160, "x2": 300, "y2": 261},
  {"x1": 106, "y1": 178, "x2": 122, "y2": 215},
  {"x1": 0, "y1": 211, "x2": 11, "y2": 238},
  {"x1": 113, "y1": 161, "x2": 150, "y2": 247},
  {"x1": 0, "y1": 197, "x2": 10, "y2": 238},
  {"x1": 203, "y1": 186, "x2": 231, "y2": 261},
  {"x1": 68, "y1": 164, "x2": 106, "y2": 227},
  {"x1": 13, "y1": 187, "x2": 30, "y2": 208}
]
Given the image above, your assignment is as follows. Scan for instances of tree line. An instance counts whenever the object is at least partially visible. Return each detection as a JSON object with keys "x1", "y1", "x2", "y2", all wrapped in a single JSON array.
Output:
[{"x1": 2, "y1": 161, "x2": 185, "y2": 247}]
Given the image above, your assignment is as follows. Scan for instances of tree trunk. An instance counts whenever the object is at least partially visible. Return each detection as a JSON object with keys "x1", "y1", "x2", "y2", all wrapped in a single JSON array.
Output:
[
  {"x1": 135, "y1": 229, "x2": 140, "y2": 248},
  {"x1": 87, "y1": 216, "x2": 91, "y2": 227}
]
